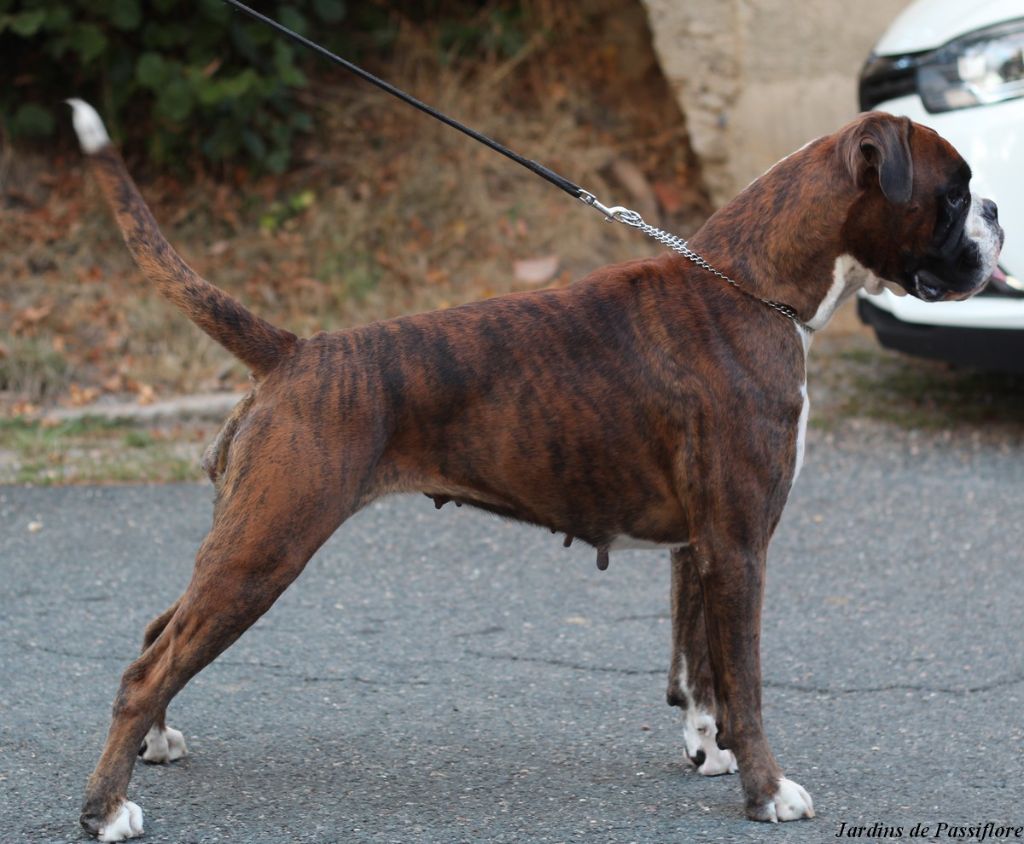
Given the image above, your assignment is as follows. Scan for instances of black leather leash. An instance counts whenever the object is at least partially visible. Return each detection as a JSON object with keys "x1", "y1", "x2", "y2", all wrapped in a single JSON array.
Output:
[{"x1": 221, "y1": 0, "x2": 810, "y2": 330}]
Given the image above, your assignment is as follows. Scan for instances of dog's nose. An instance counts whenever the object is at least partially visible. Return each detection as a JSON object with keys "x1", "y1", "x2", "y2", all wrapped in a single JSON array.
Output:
[
  {"x1": 688, "y1": 749, "x2": 707, "y2": 768},
  {"x1": 982, "y1": 199, "x2": 999, "y2": 223}
]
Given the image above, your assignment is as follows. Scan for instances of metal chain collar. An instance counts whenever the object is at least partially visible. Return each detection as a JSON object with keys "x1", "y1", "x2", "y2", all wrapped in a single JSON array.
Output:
[{"x1": 579, "y1": 191, "x2": 811, "y2": 331}]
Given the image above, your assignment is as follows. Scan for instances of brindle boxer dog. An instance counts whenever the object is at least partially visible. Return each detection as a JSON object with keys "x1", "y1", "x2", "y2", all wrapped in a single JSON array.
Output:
[{"x1": 67, "y1": 98, "x2": 1002, "y2": 840}]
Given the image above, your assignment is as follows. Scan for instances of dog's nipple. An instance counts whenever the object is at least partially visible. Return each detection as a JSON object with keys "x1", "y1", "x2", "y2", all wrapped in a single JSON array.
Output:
[
  {"x1": 596, "y1": 547, "x2": 609, "y2": 571},
  {"x1": 563, "y1": 534, "x2": 574, "y2": 548}
]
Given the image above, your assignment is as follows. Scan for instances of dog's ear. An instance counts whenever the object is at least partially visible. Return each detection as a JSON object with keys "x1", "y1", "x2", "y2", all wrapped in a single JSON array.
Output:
[{"x1": 839, "y1": 113, "x2": 914, "y2": 205}]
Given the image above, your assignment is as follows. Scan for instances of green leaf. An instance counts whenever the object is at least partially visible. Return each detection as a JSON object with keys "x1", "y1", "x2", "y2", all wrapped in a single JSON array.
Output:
[
  {"x1": 289, "y1": 110, "x2": 313, "y2": 132},
  {"x1": 41, "y1": 7, "x2": 71, "y2": 31},
  {"x1": 240, "y1": 129, "x2": 266, "y2": 160},
  {"x1": 142, "y1": 21, "x2": 190, "y2": 49},
  {"x1": 194, "y1": 78, "x2": 224, "y2": 107},
  {"x1": 198, "y1": 0, "x2": 230, "y2": 24},
  {"x1": 313, "y1": 0, "x2": 345, "y2": 24},
  {"x1": 108, "y1": 0, "x2": 141, "y2": 31},
  {"x1": 265, "y1": 148, "x2": 289, "y2": 174},
  {"x1": 136, "y1": 52, "x2": 167, "y2": 89},
  {"x1": 237, "y1": 19, "x2": 272, "y2": 47},
  {"x1": 201, "y1": 122, "x2": 241, "y2": 161},
  {"x1": 11, "y1": 103, "x2": 55, "y2": 136},
  {"x1": 289, "y1": 189, "x2": 315, "y2": 211},
  {"x1": 155, "y1": 78, "x2": 194, "y2": 122},
  {"x1": 10, "y1": 9, "x2": 46, "y2": 37},
  {"x1": 276, "y1": 6, "x2": 307, "y2": 36},
  {"x1": 273, "y1": 41, "x2": 306, "y2": 87},
  {"x1": 223, "y1": 69, "x2": 258, "y2": 99},
  {"x1": 71, "y1": 24, "x2": 108, "y2": 64}
]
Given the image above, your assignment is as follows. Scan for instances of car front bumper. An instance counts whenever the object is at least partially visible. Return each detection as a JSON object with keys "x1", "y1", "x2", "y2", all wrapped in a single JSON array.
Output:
[{"x1": 857, "y1": 295, "x2": 1024, "y2": 373}]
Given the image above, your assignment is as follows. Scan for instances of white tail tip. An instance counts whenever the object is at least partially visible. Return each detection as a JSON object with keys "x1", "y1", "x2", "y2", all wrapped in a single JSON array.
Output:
[{"x1": 65, "y1": 98, "x2": 110, "y2": 154}]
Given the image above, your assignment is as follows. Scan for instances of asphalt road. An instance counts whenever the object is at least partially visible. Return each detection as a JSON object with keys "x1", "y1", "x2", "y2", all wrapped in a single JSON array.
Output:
[{"x1": 2, "y1": 426, "x2": 1023, "y2": 843}]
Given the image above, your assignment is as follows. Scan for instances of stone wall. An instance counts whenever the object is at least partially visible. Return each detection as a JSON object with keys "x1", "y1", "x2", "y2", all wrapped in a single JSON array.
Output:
[{"x1": 641, "y1": 0, "x2": 913, "y2": 205}]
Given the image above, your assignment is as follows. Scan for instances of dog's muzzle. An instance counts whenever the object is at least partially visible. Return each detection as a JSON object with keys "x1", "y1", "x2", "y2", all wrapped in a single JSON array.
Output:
[{"x1": 912, "y1": 197, "x2": 1004, "y2": 303}]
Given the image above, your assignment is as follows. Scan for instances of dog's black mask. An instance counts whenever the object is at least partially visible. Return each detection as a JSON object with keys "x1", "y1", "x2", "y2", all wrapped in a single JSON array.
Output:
[{"x1": 904, "y1": 164, "x2": 1005, "y2": 302}]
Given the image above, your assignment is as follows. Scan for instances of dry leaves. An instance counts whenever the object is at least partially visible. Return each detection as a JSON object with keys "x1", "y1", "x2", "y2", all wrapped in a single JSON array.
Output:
[
  {"x1": 12, "y1": 301, "x2": 54, "y2": 333},
  {"x1": 67, "y1": 383, "x2": 100, "y2": 407},
  {"x1": 513, "y1": 255, "x2": 560, "y2": 286}
]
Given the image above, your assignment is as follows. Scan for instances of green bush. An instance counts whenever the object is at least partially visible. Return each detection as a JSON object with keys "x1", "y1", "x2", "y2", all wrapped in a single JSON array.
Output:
[{"x1": 0, "y1": 0, "x2": 388, "y2": 172}]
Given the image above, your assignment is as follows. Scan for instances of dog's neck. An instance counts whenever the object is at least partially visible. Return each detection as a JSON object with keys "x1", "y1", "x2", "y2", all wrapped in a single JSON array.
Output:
[{"x1": 689, "y1": 137, "x2": 870, "y2": 332}]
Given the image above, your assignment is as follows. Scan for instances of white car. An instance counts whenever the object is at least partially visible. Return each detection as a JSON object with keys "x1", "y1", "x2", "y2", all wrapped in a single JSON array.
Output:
[{"x1": 858, "y1": 0, "x2": 1024, "y2": 372}]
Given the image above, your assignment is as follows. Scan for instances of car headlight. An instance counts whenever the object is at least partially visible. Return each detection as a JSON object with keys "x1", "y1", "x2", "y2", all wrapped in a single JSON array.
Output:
[{"x1": 918, "y1": 19, "x2": 1024, "y2": 113}]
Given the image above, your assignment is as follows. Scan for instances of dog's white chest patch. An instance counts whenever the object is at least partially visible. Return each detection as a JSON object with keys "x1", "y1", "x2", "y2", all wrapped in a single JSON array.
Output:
[
  {"x1": 810, "y1": 255, "x2": 889, "y2": 330},
  {"x1": 791, "y1": 325, "x2": 811, "y2": 487}
]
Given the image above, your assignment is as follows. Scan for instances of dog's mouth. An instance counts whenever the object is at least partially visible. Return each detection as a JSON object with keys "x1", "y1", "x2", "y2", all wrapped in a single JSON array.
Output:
[
  {"x1": 910, "y1": 234, "x2": 1001, "y2": 303},
  {"x1": 911, "y1": 269, "x2": 990, "y2": 303},
  {"x1": 912, "y1": 270, "x2": 948, "y2": 302}
]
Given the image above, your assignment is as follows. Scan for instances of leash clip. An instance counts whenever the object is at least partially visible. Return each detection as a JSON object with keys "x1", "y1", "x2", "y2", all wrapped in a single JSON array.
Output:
[{"x1": 578, "y1": 190, "x2": 644, "y2": 227}]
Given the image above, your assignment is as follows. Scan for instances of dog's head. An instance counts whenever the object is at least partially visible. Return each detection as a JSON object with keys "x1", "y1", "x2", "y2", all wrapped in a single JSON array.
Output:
[{"x1": 838, "y1": 112, "x2": 1003, "y2": 302}]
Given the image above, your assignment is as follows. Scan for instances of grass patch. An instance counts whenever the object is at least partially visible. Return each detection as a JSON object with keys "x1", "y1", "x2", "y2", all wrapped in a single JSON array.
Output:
[
  {"x1": 0, "y1": 415, "x2": 132, "y2": 443},
  {"x1": 123, "y1": 429, "x2": 155, "y2": 448},
  {"x1": 810, "y1": 333, "x2": 1024, "y2": 434},
  {"x1": 0, "y1": 336, "x2": 72, "y2": 401},
  {"x1": 0, "y1": 416, "x2": 208, "y2": 485}
]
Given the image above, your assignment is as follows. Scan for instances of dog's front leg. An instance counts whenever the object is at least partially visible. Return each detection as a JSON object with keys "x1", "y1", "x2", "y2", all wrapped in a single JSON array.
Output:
[
  {"x1": 667, "y1": 547, "x2": 737, "y2": 776},
  {"x1": 696, "y1": 542, "x2": 814, "y2": 822}
]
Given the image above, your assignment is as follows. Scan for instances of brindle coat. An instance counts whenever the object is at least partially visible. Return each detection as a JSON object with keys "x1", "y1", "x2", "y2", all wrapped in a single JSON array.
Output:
[{"x1": 75, "y1": 111, "x2": 992, "y2": 834}]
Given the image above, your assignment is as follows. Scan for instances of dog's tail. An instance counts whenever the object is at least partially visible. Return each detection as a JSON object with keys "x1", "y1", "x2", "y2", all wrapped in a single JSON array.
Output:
[{"x1": 66, "y1": 99, "x2": 297, "y2": 377}]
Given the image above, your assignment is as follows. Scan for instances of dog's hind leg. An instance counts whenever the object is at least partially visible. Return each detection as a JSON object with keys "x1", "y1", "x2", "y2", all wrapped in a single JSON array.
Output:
[
  {"x1": 666, "y1": 547, "x2": 737, "y2": 776},
  {"x1": 79, "y1": 425, "x2": 363, "y2": 841},
  {"x1": 135, "y1": 599, "x2": 188, "y2": 765}
]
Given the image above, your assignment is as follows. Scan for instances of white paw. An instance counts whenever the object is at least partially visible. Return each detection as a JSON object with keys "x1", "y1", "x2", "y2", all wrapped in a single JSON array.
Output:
[
  {"x1": 97, "y1": 800, "x2": 144, "y2": 842},
  {"x1": 140, "y1": 724, "x2": 187, "y2": 764},
  {"x1": 766, "y1": 777, "x2": 815, "y2": 822},
  {"x1": 696, "y1": 745, "x2": 738, "y2": 776},
  {"x1": 683, "y1": 711, "x2": 738, "y2": 776}
]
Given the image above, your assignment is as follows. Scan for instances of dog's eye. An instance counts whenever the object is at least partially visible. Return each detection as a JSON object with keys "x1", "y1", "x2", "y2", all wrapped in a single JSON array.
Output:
[{"x1": 947, "y1": 192, "x2": 967, "y2": 210}]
